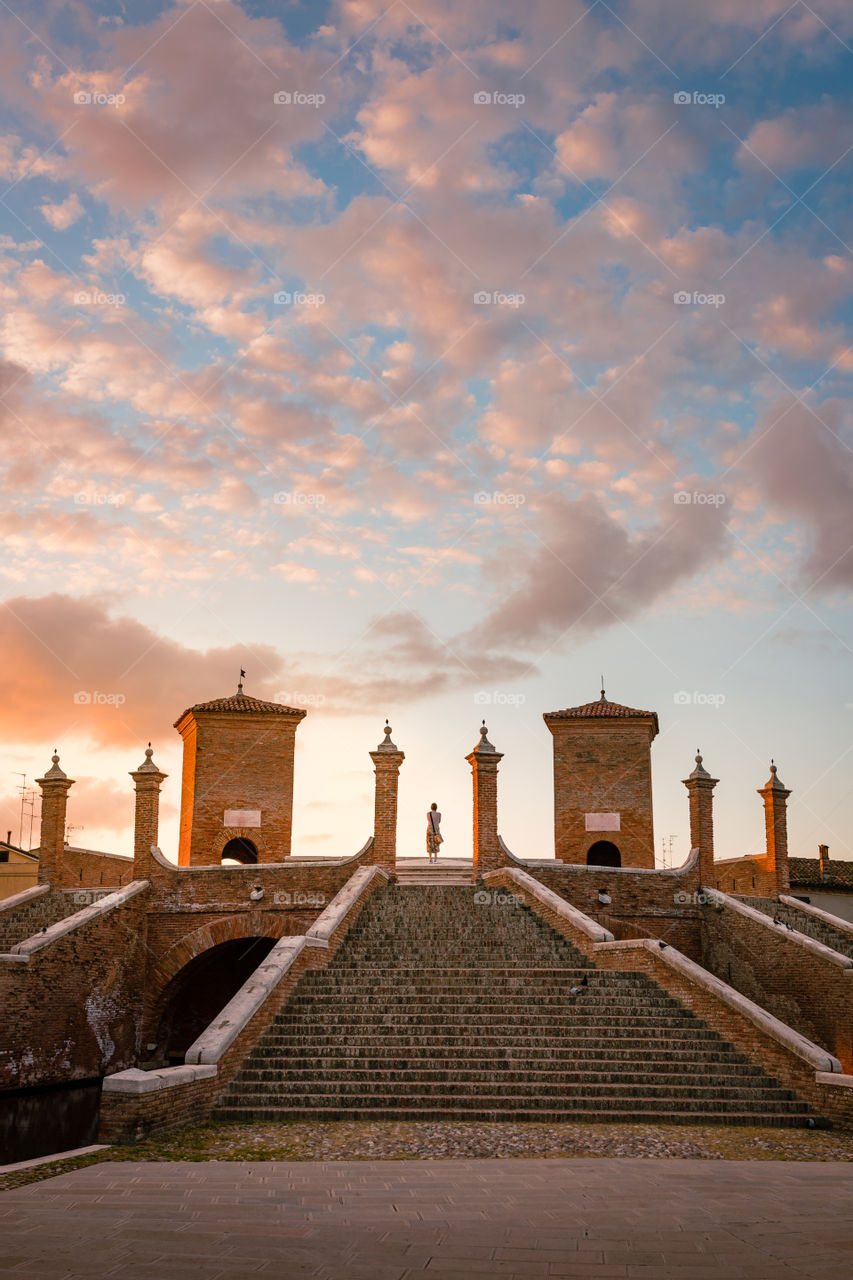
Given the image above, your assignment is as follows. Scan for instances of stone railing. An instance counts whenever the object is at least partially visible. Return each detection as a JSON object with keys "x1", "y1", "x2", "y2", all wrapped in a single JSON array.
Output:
[
  {"x1": 592, "y1": 935, "x2": 853, "y2": 1128},
  {"x1": 99, "y1": 865, "x2": 389, "y2": 1143},
  {"x1": 2, "y1": 881, "x2": 149, "y2": 960},
  {"x1": 0, "y1": 883, "x2": 50, "y2": 914},
  {"x1": 705, "y1": 888, "x2": 853, "y2": 969},
  {"x1": 780, "y1": 894, "x2": 853, "y2": 941}
]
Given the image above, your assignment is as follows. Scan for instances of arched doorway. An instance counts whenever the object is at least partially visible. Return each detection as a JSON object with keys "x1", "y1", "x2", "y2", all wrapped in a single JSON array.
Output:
[
  {"x1": 587, "y1": 840, "x2": 621, "y2": 867},
  {"x1": 154, "y1": 936, "x2": 276, "y2": 1063},
  {"x1": 222, "y1": 837, "x2": 258, "y2": 864}
]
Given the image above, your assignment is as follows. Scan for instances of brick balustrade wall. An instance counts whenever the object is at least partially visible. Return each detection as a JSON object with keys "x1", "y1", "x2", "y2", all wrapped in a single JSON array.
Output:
[
  {"x1": 0, "y1": 887, "x2": 150, "y2": 1090},
  {"x1": 700, "y1": 896, "x2": 853, "y2": 1072}
]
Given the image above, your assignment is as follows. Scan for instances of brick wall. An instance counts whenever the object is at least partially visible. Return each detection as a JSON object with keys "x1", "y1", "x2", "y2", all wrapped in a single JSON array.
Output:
[
  {"x1": 61, "y1": 847, "x2": 134, "y2": 888},
  {"x1": 176, "y1": 710, "x2": 304, "y2": 865},
  {"x1": 710, "y1": 855, "x2": 777, "y2": 897},
  {"x1": 700, "y1": 900, "x2": 853, "y2": 1072},
  {"x1": 0, "y1": 888, "x2": 149, "y2": 1090},
  {"x1": 546, "y1": 721, "x2": 656, "y2": 868},
  {"x1": 517, "y1": 860, "x2": 705, "y2": 963},
  {"x1": 99, "y1": 871, "x2": 388, "y2": 1142}
]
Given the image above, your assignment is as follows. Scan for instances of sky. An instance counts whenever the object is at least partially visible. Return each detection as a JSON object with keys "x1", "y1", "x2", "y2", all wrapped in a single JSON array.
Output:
[{"x1": 0, "y1": 0, "x2": 852, "y2": 866}]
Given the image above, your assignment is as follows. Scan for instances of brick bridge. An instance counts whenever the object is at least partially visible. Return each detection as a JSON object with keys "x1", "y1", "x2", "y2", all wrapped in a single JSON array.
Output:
[{"x1": 2, "y1": 687, "x2": 852, "y2": 1141}]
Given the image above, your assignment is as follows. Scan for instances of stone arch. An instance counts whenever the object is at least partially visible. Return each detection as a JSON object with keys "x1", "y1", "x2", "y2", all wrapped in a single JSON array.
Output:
[
  {"x1": 222, "y1": 837, "x2": 258, "y2": 864},
  {"x1": 587, "y1": 840, "x2": 622, "y2": 867},
  {"x1": 150, "y1": 914, "x2": 291, "y2": 1002},
  {"x1": 153, "y1": 935, "x2": 278, "y2": 1063}
]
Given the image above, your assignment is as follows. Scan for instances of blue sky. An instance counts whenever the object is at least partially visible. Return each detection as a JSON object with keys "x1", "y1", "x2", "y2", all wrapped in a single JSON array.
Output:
[{"x1": 0, "y1": 0, "x2": 851, "y2": 863}]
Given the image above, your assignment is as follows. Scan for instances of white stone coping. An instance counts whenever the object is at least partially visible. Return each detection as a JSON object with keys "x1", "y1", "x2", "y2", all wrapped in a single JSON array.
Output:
[
  {"x1": 702, "y1": 887, "x2": 853, "y2": 970},
  {"x1": 101, "y1": 1064, "x2": 217, "y2": 1095},
  {"x1": 594, "y1": 937, "x2": 843, "y2": 1075},
  {"x1": 780, "y1": 894, "x2": 853, "y2": 940},
  {"x1": 304, "y1": 865, "x2": 389, "y2": 948},
  {"x1": 497, "y1": 836, "x2": 700, "y2": 877},
  {"x1": 484, "y1": 867, "x2": 615, "y2": 943},
  {"x1": 184, "y1": 936, "x2": 307, "y2": 1065},
  {"x1": 0, "y1": 882, "x2": 50, "y2": 913},
  {"x1": 9, "y1": 880, "x2": 149, "y2": 956},
  {"x1": 815, "y1": 1071, "x2": 853, "y2": 1088},
  {"x1": 150, "y1": 836, "x2": 375, "y2": 873}
]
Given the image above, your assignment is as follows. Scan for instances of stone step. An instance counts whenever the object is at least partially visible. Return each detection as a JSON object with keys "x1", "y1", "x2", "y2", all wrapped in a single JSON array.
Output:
[
  {"x1": 272, "y1": 1013, "x2": 702, "y2": 1030},
  {"x1": 214, "y1": 1105, "x2": 811, "y2": 1126},
  {"x1": 224, "y1": 1080, "x2": 798, "y2": 1103},
  {"x1": 284, "y1": 994, "x2": 689, "y2": 1011},
  {"x1": 257, "y1": 1024, "x2": 722, "y2": 1044},
  {"x1": 237, "y1": 1064, "x2": 772, "y2": 1085},
  {"x1": 247, "y1": 1048, "x2": 757, "y2": 1067},
  {"x1": 217, "y1": 881, "x2": 818, "y2": 1130}
]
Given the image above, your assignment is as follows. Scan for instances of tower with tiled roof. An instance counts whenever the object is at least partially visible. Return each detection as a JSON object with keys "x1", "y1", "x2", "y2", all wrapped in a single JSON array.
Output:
[
  {"x1": 174, "y1": 675, "x2": 307, "y2": 866},
  {"x1": 543, "y1": 687, "x2": 658, "y2": 868}
]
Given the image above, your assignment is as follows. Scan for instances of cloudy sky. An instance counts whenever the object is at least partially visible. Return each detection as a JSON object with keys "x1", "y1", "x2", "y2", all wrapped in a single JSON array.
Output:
[{"x1": 1, "y1": 0, "x2": 852, "y2": 864}]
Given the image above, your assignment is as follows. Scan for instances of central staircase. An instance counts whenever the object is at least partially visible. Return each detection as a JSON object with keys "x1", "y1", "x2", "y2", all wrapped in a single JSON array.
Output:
[{"x1": 215, "y1": 884, "x2": 813, "y2": 1126}]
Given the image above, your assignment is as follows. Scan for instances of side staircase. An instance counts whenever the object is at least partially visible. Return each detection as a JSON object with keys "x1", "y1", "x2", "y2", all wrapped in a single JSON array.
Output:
[
  {"x1": 216, "y1": 885, "x2": 814, "y2": 1126},
  {"x1": 743, "y1": 896, "x2": 853, "y2": 962},
  {"x1": 0, "y1": 889, "x2": 115, "y2": 952}
]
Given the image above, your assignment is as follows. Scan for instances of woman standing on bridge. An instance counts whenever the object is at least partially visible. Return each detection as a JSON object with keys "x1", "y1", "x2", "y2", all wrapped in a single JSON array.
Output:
[{"x1": 426, "y1": 803, "x2": 443, "y2": 863}]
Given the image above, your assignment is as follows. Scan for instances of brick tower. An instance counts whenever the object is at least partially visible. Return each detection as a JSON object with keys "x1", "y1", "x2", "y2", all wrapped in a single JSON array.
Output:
[
  {"x1": 543, "y1": 688, "x2": 659, "y2": 868},
  {"x1": 174, "y1": 680, "x2": 306, "y2": 866}
]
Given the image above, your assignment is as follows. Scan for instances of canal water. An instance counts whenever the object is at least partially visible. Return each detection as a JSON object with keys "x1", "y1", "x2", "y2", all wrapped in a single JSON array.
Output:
[{"x1": 0, "y1": 1078, "x2": 101, "y2": 1165}]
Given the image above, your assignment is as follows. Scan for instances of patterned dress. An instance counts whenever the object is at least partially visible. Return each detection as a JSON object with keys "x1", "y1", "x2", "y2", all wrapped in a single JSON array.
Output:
[{"x1": 426, "y1": 810, "x2": 442, "y2": 857}]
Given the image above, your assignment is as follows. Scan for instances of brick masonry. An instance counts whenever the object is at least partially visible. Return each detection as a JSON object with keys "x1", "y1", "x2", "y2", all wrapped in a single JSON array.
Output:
[
  {"x1": 544, "y1": 716, "x2": 657, "y2": 868},
  {"x1": 175, "y1": 704, "x2": 305, "y2": 865},
  {"x1": 98, "y1": 869, "x2": 387, "y2": 1142}
]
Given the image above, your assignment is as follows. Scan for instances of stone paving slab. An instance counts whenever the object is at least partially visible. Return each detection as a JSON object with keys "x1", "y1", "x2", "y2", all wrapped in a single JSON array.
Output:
[{"x1": 1, "y1": 1159, "x2": 852, "y2": 1279}]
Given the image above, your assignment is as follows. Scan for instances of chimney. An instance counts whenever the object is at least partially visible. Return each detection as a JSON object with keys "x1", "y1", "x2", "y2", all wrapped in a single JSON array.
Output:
[
  {"x1": 6, "y1": 831, "x2": 10, "y2": 845},
  {"x1": 819, "y1": 844, "x2": 830, "y2": 879}
]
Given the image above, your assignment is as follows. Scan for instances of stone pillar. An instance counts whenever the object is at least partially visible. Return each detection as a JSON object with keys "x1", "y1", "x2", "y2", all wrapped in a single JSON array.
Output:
[
  {"x1": 758, "y1": 761, "x2": 791, "y2": 898},
  {"x1": 466, "y1": 722, "x2": 504, "y2": 878},
  {"x1": 36, "y1": 752, "x2": 74, "y2": 886},
  {"x1": 682, "y1": 751, "x2": 718, "y2": 887},
  {"x1": 369, "y1": 722, "x2": 404, "y2": 874},
  {"x1": 130, "y1": 744, "x2": 168, "y2": 877}
]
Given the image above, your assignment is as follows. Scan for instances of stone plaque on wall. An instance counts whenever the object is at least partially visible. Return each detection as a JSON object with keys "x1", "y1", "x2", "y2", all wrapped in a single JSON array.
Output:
[
  {"x1": 585, "y1": 812, "x2": 620, "y2": 831},
  {"x1": 224, "y1": 809, "x2": 262, "y2": 828}
]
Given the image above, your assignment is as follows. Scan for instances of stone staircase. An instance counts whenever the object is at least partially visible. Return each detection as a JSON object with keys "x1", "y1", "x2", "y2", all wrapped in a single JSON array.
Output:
[
  {"x1": 216, "y1": 885, "x2": 814, "y2": 1126},
  {"x1": 394, "y1": 861, "x2": 474, "y2": 886},
  {"x1": 0, "y1": 889, "x2": 113, "y2": 952},
  {"x1": 744, "y1": 897, "x2": 853, "y2": 962}
]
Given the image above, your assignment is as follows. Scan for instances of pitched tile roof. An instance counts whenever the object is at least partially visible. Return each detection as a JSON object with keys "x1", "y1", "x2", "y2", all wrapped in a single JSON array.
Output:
[
  {"x1": 544, "y1": 693, "x2": 659, "y2": 735},
  {"x1": 174, "y1": 693, "x2": 307, "y2": 725},
  {"x1": 789, "y1": 857, "x2": 853, "y2": 890}
]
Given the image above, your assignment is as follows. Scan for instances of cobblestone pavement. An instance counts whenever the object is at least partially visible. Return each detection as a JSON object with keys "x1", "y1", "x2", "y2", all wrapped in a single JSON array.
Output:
[{"x1": 2, "y1": 1158, "x2": 853, "y2": 1279}]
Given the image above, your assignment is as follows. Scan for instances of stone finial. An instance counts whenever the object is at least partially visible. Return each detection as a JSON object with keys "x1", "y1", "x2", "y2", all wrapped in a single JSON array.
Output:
[
  {"x1": 475, "y1": 720, "x2": 497, "y2": 753},
  {"x1": 42, "y1": 750, "x2": 67, "y2": 781},
  {"x1": 375, "y1": 720, "x2": 398, "y2": 751},
  {"x1": 136, "y1": 742, "x2": 162, "y2": 774},
  {"x1": 688, "y1": 749, "x2": 712, "y2": 781},
  {"x1": 765, "y1": 759, "x2": 788, "y2": 791}
]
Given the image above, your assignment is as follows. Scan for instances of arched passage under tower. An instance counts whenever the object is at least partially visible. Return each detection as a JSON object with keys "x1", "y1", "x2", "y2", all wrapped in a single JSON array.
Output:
[{"x1": 153, "y1": 936, "x2": 276, "y2": 1064}]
